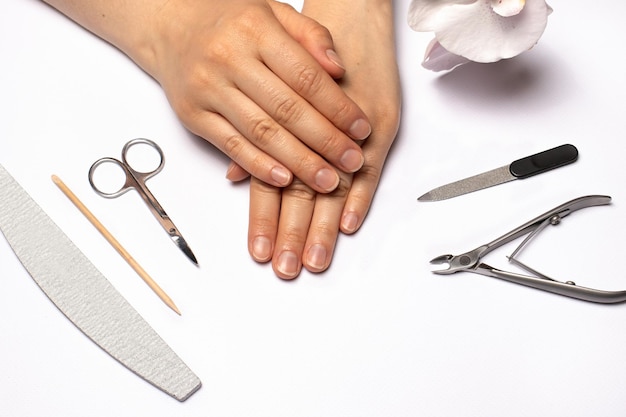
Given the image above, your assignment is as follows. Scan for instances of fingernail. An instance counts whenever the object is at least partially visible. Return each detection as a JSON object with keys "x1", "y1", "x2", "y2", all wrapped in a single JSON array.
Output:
[
  {"x1": 349, "y1": 119, "x2": 372, "y2": 140},
  {"x1": 315, "y1": 168, "x2": 339, "y2": 192},
  {"x1": 252, "y1": 236, "x2": 272, "y2": 262},
  {"x1": 276, "y1": 251, "x2": 299, "y2": 278},
  {"x1": 326, "y1": 49, "x2": 345, "y2": 70},
  {"x1": 341, "y1": 212, "x2": 359, "y2": 233},
  {"x1": 340, "y1": 149, "x2": 364, "y2": 172},
  {"x1": 306, "y1": 244, "x2": 327, "y2": 270},
  {"x1": 271, "y1": 166, "x2": 291, "y2": 186}
]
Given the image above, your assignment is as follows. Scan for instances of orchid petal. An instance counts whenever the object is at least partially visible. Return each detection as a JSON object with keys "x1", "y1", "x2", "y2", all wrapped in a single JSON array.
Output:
[
  {"x1": 422, "y1": 39, "x2": 470, "y2": 72},
  {"x1": 408, "y1": 0, "x2": 552, "y2": 65},
  {"x1": 408, "y1": 0, "x2": 475, "y2": 32}
]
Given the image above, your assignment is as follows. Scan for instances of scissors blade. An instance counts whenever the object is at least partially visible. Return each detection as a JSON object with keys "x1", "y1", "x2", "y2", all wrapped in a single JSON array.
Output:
[{"x1": 171, "y1": 233, "x2": 198, "y2": 265}]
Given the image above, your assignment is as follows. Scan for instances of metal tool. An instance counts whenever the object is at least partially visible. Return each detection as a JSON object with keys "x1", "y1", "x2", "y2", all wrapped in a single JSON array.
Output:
[
  {"x1": 89, "y1": 138, "x2": 198, "y2": 265},
  {"x1": 430, "y1": 195, "x2": 626, "y2": 303},
  {"x1": 418, "y1": 144, "x2": 579, "y2": 202},
  {"x1": 0, "y1": 164, "x2": 202, "y2": 400}
]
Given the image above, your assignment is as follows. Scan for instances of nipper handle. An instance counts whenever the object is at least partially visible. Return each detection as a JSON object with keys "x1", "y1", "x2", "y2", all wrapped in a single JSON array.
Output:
[{"x1": 477, "y1": 264, "x2": 626, "y2": 304}]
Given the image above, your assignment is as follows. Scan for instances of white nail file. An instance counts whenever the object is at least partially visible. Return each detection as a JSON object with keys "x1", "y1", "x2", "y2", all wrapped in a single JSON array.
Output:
[{"x1": 0, "y1": 164, "x2": 201, "y2": 401}]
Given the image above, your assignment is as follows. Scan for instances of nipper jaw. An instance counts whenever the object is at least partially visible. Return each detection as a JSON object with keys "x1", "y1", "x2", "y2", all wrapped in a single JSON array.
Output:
[{"x1": 430, "y1": 245, "x2": 489, "y2": 275}]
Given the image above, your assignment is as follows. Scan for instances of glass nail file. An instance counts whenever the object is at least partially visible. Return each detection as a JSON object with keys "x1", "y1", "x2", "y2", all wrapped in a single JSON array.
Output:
[
  {"x1": 0, "y1": 163, "x2": 201, "y2": 401},
  {"x1": 418, "y1": 144, "x2": 579, "y2": 202}
]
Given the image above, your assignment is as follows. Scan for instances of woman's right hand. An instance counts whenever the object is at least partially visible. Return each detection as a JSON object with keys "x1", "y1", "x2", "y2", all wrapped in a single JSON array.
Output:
[{"x1": 139, "y1": 0, "x2": 371, "y2": 192}]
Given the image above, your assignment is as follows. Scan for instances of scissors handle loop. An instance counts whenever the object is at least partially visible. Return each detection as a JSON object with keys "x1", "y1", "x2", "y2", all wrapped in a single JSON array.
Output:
[
  {"x1": 121, "y1": 138, "x2": 165, "y2": 178},
  {"x1": 88, "y1": 157, "x2": 133, "y2": 198},
  {"x1": 88, "y1": 138, "x2": 165, "y2": 198}
]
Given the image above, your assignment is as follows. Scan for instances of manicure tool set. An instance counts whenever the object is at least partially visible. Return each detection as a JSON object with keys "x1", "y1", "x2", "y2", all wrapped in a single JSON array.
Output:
[
  {"x1": 0, "y1": 138, "x2": 622, "y2": 402},
  {"x1": 418, "y1": 143, "x2": 626, "y2": 302},
  {"x1": 0, "y1": 162, "x2": 201, "y2": 401},
  {"x1": 0, "y1": 139, "x2": 204, "y2": 401}
]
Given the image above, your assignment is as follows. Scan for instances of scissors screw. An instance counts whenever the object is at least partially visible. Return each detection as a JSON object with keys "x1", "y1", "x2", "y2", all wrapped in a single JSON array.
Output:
[
  {"x1": 460, "y1": 255, "x2": 471, "y2": 266},
  {"x1": 549, "y1": 215, "x2": 561, "y2": 226}
]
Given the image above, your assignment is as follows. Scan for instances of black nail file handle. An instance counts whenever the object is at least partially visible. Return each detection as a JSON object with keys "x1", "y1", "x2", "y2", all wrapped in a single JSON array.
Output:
[{"x1": 509, "y1": 144, "x2": 579, "y2": 179}]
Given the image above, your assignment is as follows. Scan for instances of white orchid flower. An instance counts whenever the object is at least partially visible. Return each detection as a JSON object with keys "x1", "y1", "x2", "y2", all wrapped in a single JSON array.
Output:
[{"x1": 408, "y1": 0, "x2": 553, "y2": 71}]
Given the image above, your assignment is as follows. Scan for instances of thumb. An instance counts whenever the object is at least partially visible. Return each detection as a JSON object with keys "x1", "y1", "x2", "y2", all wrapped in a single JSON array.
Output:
[{"x1": 269, "y1": 1, "x2": 346, "y2": 79}]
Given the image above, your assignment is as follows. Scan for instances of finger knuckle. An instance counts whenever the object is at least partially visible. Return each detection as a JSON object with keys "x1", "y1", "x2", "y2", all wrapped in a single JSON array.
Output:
[
  {"x1": 205, "y1": 39, "x2": 237, "y2": 66},
  {"x1": 332, "y1": 99, "x2": 355, "y2": 123},
  {"x1": 281, "y1": 230, "x2": 307, "y2": 246},
  {"x1": 234, "y1": 6, "x2": 266, "y2": 36},
  {"x1": 289, "y1": 154, "x2": 320, "y2": 181},
  {"x1": 359, "y1": 162, "x2": 382, "y2": 185},
  {"x1": 249, "y1": 117, "x2": 281, "y2": 149},
  {"x1": 285, "y1": 179, "x2": 317, "y2": 202},
  {"x1": 271, "y1": 94, "x2": 303, "y2": 125},
  {"x1": 222, "y1": 133, "x2": 245, "y2": 158},
  {"x1": 292, "y1": 64, "x2": 324, "y2": 96},
  {"x1": 252, "y1": 215, "x2": 276, "y2": 233},
  {"x1": 165, "y1": 74, "x2": 215, "y2": 128},
  {"x1": 314, "y1": 131, "x2": 342, "y2": 157},
  {"x1": 170, "y1": 97, "x2": 205, "y2": 133}
]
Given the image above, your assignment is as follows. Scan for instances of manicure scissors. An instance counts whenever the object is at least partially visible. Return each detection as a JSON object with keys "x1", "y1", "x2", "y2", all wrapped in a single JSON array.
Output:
[
  {"x1": 430, "y1": 195, "x2": 626, "y2": 303},
  {"x1": 88, "y1": 138, "x2": 198, "y2": 265}
]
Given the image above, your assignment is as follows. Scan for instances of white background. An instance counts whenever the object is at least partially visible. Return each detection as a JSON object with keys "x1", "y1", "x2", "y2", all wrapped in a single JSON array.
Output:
[{"x1": 2, "y1": 0, "x2": 626, "y2": 416}]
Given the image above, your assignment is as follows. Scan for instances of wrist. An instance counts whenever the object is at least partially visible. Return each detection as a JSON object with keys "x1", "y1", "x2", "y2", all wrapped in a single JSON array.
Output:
[
  {"x1": 302, "y1": 0, "x2": 393, "y2": 16},
  {"x1": 41, "y1": 0, "x2": 169, "y2": 78},
  {"x1": 301, "y1": 0, "x2": 394, "y2": 36}
]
